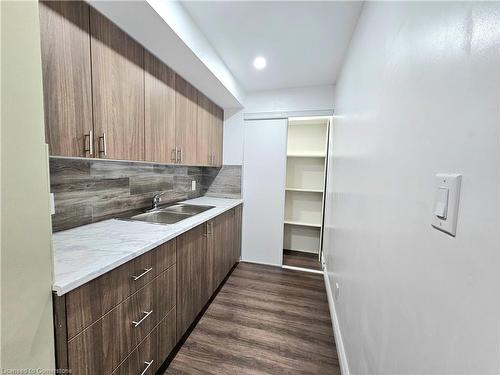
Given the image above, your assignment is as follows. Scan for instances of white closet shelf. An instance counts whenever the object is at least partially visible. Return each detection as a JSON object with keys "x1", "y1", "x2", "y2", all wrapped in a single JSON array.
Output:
[
  {"x1": 287, "y1": 153, "x2": 326, "y2": 158},
  {"x1": 284, "y1": 220, "x2": 322, "y2": 228},
  {"x1": 285, "y1": 187, "x2": 323, "y2": 193}
]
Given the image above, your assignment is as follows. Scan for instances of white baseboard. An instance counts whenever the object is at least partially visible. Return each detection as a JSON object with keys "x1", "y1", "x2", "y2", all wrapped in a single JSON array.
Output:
[
  {"x1": 282, "y1": 265, "x2": 323, "y2": 274},
  {"x1": 323, "y1": 269, "x2": 350, "y2": 375},
  {"x1": 240, "y1": 259, "x2": 282, "y2": 267}
]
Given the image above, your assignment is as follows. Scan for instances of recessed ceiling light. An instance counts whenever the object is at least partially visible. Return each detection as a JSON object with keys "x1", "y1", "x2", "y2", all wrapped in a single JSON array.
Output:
[{"x1": 253, "y1": 56, "x2": 266, "y2": 70}]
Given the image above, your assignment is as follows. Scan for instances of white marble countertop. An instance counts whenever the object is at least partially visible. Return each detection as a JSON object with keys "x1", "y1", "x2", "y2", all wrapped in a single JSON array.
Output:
[{"x1": 52, "y1": 196, "x2": 243, "y2": 296}]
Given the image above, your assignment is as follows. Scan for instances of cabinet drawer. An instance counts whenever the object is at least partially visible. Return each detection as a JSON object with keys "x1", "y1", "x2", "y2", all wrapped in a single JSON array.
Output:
[
  {"x1": 68, "y1": 265, "x2": 176, "y2": 375},
  {"x1": 112, "y1": 308, "x2": 176, "y2": 375},
  {"x1": 66, "y1": 240, "x2": 176, "y2": 339}
]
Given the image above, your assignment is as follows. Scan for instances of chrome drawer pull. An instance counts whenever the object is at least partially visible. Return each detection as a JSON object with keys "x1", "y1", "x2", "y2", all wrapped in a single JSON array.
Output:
[
  {"x1": 140, "y1": 360, "x2": 154, "y2": 375},
  {"x1": 132, "y1": 310, "x2": 153, "y2": 328},
  {"x1": 131, "y1": 267, "x2": 153, "y2": 281}
]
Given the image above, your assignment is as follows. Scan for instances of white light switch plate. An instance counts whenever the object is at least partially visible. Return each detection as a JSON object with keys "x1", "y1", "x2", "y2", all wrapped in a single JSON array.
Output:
[
  {"x1": 431, "y1": 174, "x2": 462, "y2": 236},
  {"x1": 191, "y1": 180, "x2": 196, "y2": 191}
]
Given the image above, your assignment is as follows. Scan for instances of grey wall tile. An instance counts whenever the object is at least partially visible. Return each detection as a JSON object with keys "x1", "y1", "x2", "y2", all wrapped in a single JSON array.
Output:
[
  {"x1": 49, "y1": 158, "x2": 91, "y2": 184},
  {"x1": 205, "y1": 165, "x2": 242, "y2": 199},
  {"x1": 51, "y1": 203, "x2": 93, "y2": 232},
  {"x1": 129, "y1": 175, "x2": 174, "y2": 195}
]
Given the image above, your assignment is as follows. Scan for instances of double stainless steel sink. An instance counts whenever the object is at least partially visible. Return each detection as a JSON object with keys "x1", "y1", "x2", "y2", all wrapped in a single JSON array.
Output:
[{"x1": 125, "y1": 204, "x2": 215, "y2": 225}]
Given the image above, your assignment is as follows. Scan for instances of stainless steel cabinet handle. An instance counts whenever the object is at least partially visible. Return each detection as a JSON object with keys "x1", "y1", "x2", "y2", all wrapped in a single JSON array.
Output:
[
  {"x1": 84, "y1": 130, "x2": 93, "y2": 156},
  {"x1": 179, "y1": 147, "x2": 183, "y2": 163},
  {"x1": 132, "y1": 310, "x2": 153, "y2": 327},
  {"x1": 131, "y1": 267, "x2": 153, "y2": 281},
  {"x1": 171, "y1": 148, "x2": 177, "y2": 163},
  {"x1": 176, "y1": 147, "x2": 181, "y2": 163},
  {"x1": 98, "y1": 133, "x2": 107, "y2": 156},
  {"x1": 140, "y1": 360, "x2": 154, "y2": 375}
]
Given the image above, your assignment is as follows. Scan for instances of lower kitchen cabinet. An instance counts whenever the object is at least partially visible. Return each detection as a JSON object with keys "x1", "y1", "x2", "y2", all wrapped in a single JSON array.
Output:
[
  {"x1": 210, "y1": 209, "x2": 234, "y2": 292},
  {"x1": 176, "y1": 223, "x2": 209, "y2": 338},
  {"x1": 53, "y1": 204, "x2": 242, "y2": 373},
  {"x1": 233, "y1": 204, "x2": 243, "y2": 264},
  {"x1": 176, "y1": 206, "x2": 242, "y2": 339},
  {"x1": 111, "y1": 309, "x2": 176, "y2": 375},
  {"x1": 66, "y1": 266, "x2": 176, "y2": 374}
]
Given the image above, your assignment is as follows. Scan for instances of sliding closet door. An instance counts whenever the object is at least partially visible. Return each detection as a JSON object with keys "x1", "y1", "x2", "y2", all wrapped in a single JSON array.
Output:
[{"x1": 242, "y1": 119, "x2": 287, "y2": 266}]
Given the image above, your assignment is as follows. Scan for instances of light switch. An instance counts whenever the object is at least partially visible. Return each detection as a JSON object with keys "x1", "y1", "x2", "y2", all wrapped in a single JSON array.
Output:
[
  {"x1": 434, "y1": 187, "x2": 449, "y2": 219},
  {"x1": 431, "y1": 174, "x2": 462, "y2": 236}
]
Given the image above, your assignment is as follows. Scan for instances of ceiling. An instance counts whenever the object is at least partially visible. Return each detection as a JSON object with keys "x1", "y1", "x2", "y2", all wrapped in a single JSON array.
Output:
[{"x1": 180, "y1": 1, "x2": 363, "y2": 92}]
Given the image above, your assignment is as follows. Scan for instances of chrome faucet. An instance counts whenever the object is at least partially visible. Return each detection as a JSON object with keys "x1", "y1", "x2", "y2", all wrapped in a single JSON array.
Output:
[{"x1": 152, "y1": 193, "x2": 162, "y2": 209}]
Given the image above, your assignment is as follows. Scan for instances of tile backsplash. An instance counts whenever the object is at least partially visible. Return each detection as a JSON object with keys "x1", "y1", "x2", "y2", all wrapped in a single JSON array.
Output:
[
  {"x1": 50, "y1": 157, "x2": 241, "y2": 232},
  {"x1": 205, "y1": 165, "x2": 242, "y2": 199}
]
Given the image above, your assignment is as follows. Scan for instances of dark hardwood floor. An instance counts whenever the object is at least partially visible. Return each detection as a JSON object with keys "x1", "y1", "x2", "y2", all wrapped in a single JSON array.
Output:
[
  {"x1": 165, "y1": 262, "x2": 339, "y2": 375},
  {"x1": 283, "y1": 250, "x2": 322, "y2": 271}
]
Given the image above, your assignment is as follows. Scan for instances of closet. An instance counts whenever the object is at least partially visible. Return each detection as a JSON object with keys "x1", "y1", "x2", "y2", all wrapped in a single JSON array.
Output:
[
  {"x1": 241, "y1": 115, "x2": 330, "y2": 270},
  {"x1": 283, "y1": 117, "x2": 329, "y2": 267}
]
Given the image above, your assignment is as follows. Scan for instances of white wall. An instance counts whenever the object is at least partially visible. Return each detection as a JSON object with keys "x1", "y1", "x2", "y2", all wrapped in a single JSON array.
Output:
[
  {"x1": 324, "y1": 2, "x2": 500, "y2": 375},
  {"x1": 223, "y1": 85, "x2": 334, "y2": 165},
  {"x1": 1, "y1": 0, "x2": 55, "y2": 369},
  {"x1": 244, "y1": 85, "x2": 334, "y2": 114},
  {"x1": 223, "y1": 108, "x2": 245, "y2": 165}
]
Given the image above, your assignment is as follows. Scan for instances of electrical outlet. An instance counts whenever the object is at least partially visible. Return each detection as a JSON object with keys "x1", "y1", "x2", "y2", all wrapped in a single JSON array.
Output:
[
  {"x1": 334, "y1": 282, "x2": 340, "y2": 300},
  {"x1": 191, "y1": 180, "x2": 196, "y2": 191},
  {"x1": 49, "y1": 193, "x2": 55, "y2": 215}
]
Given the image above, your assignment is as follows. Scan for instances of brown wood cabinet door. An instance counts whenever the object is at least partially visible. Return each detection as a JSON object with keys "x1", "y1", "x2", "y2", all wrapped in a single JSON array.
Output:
[
  {"x1": 196, "y1": 92, "x2": 212, "y2": 166},
  {"x1": 39, "y1": 1, "x2": 93, "y2": 157},
  {"x1": 176, "y1": 224, "x2": 206, "y2": 338},
  {"x1": 211, "y1": 213, "x2": 225, "y2": 290},
  {"x1": 175, "y1": 75, "x2": 198, "y2": 165},
  {"x1": 90, "y1": 9, "x2": 144, "y2": 161},
  {"x1": 144, "y1": 50, "x2": 176, "y2": 164},
  {"x1": 111, "y1": 308, "x2": 176, "y2": 375},
  {"x1": 222, "y1": 209, "x2": 235, "y2": 276},
  {"x1": 211, "y1": 104, "x2": 224, "y2": 167},
  {"x1": 233, "y1": 205, "x2": 243, "y2": 263},
  {"x1": 211, "y1": 210, "x2": 234, "y2": 289}
]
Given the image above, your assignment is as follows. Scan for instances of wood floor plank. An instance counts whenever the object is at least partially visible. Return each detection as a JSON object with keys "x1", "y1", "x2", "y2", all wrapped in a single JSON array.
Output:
[
  {"x1": 206, "y1": 301, "x2": 334, "y2": 343},
  {"x1": 283, "y1": 250, "x2": 322, "y2": 270},
  {"x1": 165, "y1": 262, "x2": 340, "y2": 375}
]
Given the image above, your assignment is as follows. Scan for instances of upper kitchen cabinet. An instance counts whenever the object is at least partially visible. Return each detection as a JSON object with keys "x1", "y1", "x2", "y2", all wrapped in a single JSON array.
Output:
[
  {"x1": 197, "y1": 93, "x2": 224, "y2": 167},
  {"x1": 211, "y1": 104, "x2": 224, "y2": 167},
  {"x1": 39, "y1": 1, "x2": 93, "y2": 157},
  {"x1": 90, "y1": 9, "x2": 145, "y2": 161},
  {"x1": 175, "y1": 76, "x2": 198, "y2": 165},
  {"x1": 39, "y1": 3, "x2": 223, "y2": 166},
  {"x1": 144, "y1": 50, "x2": 176, "y2": 164},
  {"x1": 196, "y1": 92, "x2": 212, "y2": 166}
]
